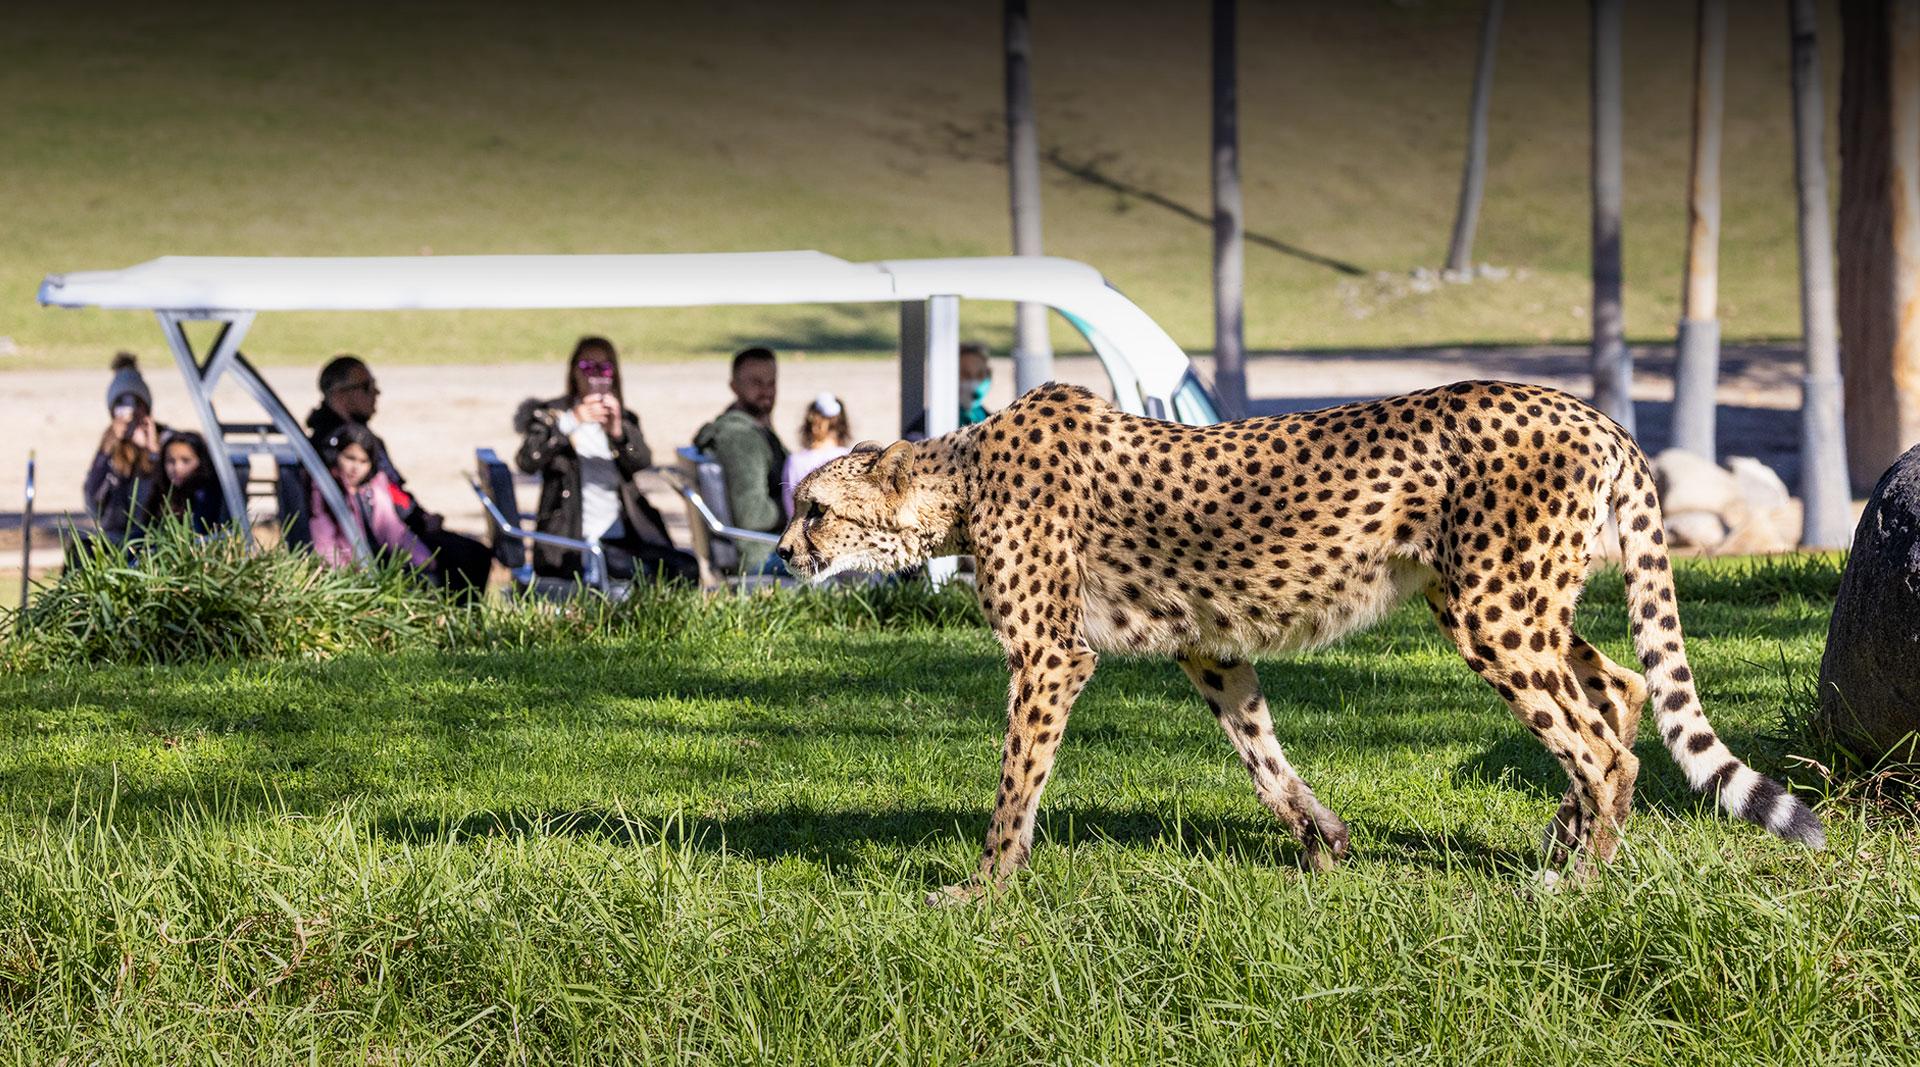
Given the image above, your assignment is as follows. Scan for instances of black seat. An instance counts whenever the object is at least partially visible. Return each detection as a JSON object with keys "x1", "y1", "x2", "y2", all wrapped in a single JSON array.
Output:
[
  {"x1": 665, "y1": 446, "x2": 790, "y2": 590},
  {"x1": 469, "y1": 448, "x2": 629, "y2": 601},
  {"x1": 271, "y1": 449, "x2": 312, "y2": 548}
]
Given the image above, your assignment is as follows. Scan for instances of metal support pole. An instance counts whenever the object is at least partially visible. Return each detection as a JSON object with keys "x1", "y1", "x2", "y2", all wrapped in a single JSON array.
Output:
[
  {"x1": 157, "y1": 311, "x2": 253, "y2": 544},
  {"x1": 900, "y1": 301, "x2": 927, "y2": 440},
  {"x1": 1672, "y1": 0, "x2": 1727, "y2": 460},
  {"x1": 1446, "y1": 0, "x2": 1503, "y2": 275},
  {"x1": 1789, "y1": 0, "x2": 1853, "y2": 548},
  {"x1": 1590, "y1": 0, "x2": 1634, "y2": 435},
  {"x1": 1211, "y1": 0, "x2": 1248, "y2": 422},
  {"x1": 223, "y1": 357, "x2": 372, "y2": 561},
  {"x1": 18, "y1": 451, "x2": 34, "y2": 615},
  {"x1": 924, "y1": 296, "x2": 961, "y2": 588},
  {"x1": 1005, "y1": 0, "x2": 1054, "y2": 394}
]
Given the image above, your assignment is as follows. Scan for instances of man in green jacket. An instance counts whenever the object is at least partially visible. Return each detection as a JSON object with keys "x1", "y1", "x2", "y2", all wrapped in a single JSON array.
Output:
[{"x1": 693, "y1": 347, "x2": 789, "y2": 572}]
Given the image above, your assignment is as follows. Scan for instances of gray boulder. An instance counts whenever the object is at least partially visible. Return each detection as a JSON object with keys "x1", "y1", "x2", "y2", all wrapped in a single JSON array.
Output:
[{"x1": 1816, "y1": 443, "x2": 1920, "y2": 760}]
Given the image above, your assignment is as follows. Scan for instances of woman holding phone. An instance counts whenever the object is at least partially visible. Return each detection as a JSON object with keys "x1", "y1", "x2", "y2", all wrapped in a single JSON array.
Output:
[
  {"x1": 513, "y1": 336, "x2": 698, "y2": 587},
  {"x1": 82, "y1": 352, "x2": 166, "y2": 546}
]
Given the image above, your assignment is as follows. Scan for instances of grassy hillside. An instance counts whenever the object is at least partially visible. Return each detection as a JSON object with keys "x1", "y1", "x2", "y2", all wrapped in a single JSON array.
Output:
[{"x1": 1, "y1": 1, "x2": 1834, "y2": 370}]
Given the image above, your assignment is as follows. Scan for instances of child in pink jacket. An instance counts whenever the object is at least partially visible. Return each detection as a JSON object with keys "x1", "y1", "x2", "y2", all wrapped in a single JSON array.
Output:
[{"x1": 310, "y1": 422, "x2": 435, "y2": 572}]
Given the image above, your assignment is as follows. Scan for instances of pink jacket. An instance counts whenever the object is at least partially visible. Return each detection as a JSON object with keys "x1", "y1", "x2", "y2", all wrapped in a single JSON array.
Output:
[{"x1": 309, "y1": 471, "x2": 434, "y2": 569}]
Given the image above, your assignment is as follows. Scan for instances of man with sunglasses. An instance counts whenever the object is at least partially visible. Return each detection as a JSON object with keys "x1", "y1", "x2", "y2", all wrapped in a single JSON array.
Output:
[{"x1": 305, "y1": 354, "x2": 493, "y2": 599}]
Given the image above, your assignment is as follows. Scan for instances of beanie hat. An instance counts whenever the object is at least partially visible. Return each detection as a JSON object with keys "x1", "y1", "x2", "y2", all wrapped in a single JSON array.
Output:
[
  {"x1": 106, "y1": 352, "x2": 152, "y2": 413},
  {"x1": 812, "y1": 392, "x2": 843, "y2": 418}
]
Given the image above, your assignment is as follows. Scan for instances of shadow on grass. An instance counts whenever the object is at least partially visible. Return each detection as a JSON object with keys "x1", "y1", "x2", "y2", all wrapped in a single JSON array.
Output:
[
  {"x1": 1, "y1": 594, "x2": 1834, "y2": 865},
  {"x1": 370, "y1": 800, "x2": 1534, "y2": 878}
]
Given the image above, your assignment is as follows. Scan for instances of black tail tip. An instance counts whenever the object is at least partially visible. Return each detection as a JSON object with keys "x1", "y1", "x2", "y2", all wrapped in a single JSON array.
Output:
[{"x1": 1778, "y1": 799, "x2": 1827, "y2": 850}]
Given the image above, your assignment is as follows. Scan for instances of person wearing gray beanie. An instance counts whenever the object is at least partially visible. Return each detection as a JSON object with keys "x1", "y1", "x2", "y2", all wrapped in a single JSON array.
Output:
[
  {"x1": 83, "y1": 353, "x2": 164, "y2": 545},
  {"x1": 105, "y1": 352, "x2": 152, "y2": 414}
]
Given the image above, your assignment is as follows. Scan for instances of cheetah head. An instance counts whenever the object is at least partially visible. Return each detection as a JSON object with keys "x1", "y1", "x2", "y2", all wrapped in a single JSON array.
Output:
[{"x1": 777, "y1": 441, "x2": 945, "y2": 583}]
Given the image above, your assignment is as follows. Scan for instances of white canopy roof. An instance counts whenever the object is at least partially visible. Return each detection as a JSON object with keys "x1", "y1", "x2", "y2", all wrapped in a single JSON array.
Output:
[
  {"x1": 37, "y1": 251, "x2": 1114, "y2": 313},
  {"x1": 38, "y1": 250, "x2": 1200, "y2": 404}
]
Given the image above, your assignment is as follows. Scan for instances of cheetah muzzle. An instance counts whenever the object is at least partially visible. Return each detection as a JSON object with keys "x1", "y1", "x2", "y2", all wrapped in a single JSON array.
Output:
[{"x1": 777, "y1": 381, "x2": 1825, "y2": 902}]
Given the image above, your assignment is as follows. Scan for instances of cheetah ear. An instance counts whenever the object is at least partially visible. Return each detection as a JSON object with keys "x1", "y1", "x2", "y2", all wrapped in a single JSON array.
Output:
[
  {"x1": 849, "y1": 440, "x2": 885, "y2": 455},
  {"x1": 873, "y1": 440, "x2": 915, "y2": 495}
]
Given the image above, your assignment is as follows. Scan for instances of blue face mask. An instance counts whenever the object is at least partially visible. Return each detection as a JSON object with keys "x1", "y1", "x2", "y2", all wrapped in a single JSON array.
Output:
[{"x1": 962, "y1": 378, "x2": 990, "y2": 425}]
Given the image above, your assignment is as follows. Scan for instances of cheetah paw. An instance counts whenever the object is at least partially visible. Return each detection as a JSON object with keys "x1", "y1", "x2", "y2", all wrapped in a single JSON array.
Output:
[{"x1": 925, "y1": 881, "x2": 990, "y2": 907}]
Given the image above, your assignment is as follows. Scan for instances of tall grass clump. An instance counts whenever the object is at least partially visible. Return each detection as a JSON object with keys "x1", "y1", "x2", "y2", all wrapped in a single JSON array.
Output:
[
  {"x1": 2, "y1": 518, "x2": 987, "y2": 672},
  {"x1": 4, "y1": 515, "x2": 444, "y2": 669}
]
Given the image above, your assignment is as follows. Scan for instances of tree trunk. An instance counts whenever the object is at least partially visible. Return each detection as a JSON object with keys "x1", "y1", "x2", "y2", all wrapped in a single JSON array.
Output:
[
  {"x1": 1838, "y1": 0, "x2": 1920, "y2": 490},
  {"x1": 1446, "y1": 0, "x2": 1503, "y2": 275},
  {"x1": 1590, "y1": 0, "x2": 1634, "y2": 434},
  {"x1": 1004, "y1": 0, "x2": 1053, "y2": 397},
  {"x1": 1212, "y1": 0, "x2": 1247, "y2": 421},
  {"x1": 1793, "y1": 0, "x2": 1855, "y2": 548},
  {"x1": 1672, "y1": 0, "x2": 1726, "y2": 461}
]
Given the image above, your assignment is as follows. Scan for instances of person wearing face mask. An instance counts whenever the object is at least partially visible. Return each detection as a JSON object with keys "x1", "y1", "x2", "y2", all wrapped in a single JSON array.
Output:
[
  {"x1": 693, "y1": 346, "x2": 789, "y2": 573},
  {"x1": 904, "y1": 341, "x2": 996, "y2": 439},
  {"x1": 958, "y1": 341, "x2": 995, "y2": 426}
]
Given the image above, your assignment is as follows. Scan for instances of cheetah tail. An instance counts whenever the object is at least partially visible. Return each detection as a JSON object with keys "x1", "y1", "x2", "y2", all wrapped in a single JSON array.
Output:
[{"x1": 1610, "y1": 446, "x2": 1825, "y2": 848}]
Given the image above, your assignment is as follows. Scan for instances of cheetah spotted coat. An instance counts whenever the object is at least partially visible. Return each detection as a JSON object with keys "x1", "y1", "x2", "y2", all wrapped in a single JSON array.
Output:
[{"x1": 777, "y1": 380, "x2": 1824, "y2": 899}]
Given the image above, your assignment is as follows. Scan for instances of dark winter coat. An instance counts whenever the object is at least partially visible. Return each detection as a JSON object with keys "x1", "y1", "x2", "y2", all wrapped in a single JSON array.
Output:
[
  {"x1": 82, "y1": 449, "x2": 161, "y2": 544},
  {"x1": 144, "y1": 480, "x2": 232, "y2": 536},
  {"x1": 513, "y1": 396, "x2": 679, "y2": 577}
]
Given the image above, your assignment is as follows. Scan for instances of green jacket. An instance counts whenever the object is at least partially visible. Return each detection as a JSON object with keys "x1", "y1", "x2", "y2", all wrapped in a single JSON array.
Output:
[{"x1": 693, "y1": 407, "x2": 789, "y2": 567}]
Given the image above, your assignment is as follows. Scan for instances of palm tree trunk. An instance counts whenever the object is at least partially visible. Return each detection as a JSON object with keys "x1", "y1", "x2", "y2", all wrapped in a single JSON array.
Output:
[
  {"x1": 1672, "y1": 0, "x2": 1726, "y2": 460},
  {"x1": 1445, "y1": 0, "x2": 1503, "y2": 275},
  {"x1": 1005, "y1": 0, "x2": 1053, "y2": 397},
  {"x1": 1212, "y1": 0, "x2": 1247, "y2": 421},
  {"x1": 1794, "y1": 0, "x2": 1855, "y2": 547},
  {"x1": 1590, "y1": 0, "x2": 1633, "y2": 434},
  {"x1": 1838, "y1": 0, "x2": 1920, "y2": 490}
]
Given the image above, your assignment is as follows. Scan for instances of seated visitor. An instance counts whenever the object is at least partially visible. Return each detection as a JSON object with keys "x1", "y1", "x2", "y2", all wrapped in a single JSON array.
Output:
[
  {"x1": 144, "y1": 430, "x2": 232, "y2": 536},
  {"x1": 904, "y1": 340, "x2": 995, "y2": 439},
  {"x1": 308, "y1": 422, "x2": 435, "y2": 574},
  {"x1": 305, "y1": 354, "x2": 492, "y2": 598},
  {"x1": 82, "y1": 353, "x2": 164, "y2": 546},
  {"x1": 781, "y1": 392, "x2": 853, "y2": 518},
  {"x1": 692, "y1": 346, "x2": 789, "y2": 573},
  {"x1": 513, "y1": 336, "x2": 699, "y2": 587}
]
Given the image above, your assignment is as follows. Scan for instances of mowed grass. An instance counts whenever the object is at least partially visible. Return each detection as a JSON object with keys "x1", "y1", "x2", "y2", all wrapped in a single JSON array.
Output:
[
  {"x1": 2, "y1": 558, "x2": 1915, "y2": 1063},
  {"x1": 4, "y1": 1, "x2": 1833, "y2": 370}
]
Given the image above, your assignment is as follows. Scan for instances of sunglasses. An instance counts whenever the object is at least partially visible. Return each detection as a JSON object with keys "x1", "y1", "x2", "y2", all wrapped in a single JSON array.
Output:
[{"x1": 575, "y1": 358, "x2": 615, "y2": 377}]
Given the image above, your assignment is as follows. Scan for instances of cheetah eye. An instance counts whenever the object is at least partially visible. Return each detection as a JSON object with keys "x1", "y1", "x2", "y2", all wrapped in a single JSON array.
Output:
[{"x1": 804, "y1": 500, "x2": 825, "y2": 522}]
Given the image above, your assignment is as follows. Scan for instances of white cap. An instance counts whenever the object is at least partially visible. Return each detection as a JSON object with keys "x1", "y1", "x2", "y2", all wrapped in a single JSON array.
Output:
[{"x1": 812, "y1": 392, "x2": 843, "y2": 418}]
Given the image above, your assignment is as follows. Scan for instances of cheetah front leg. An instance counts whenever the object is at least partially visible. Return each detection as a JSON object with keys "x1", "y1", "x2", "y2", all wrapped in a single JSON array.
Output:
[
  {"x1": 1178, "y1": 655, "x2": 1350, "y2": 872},
  {"x1": 929, "y1": 642, "x2": 1097, "y2": 905}
]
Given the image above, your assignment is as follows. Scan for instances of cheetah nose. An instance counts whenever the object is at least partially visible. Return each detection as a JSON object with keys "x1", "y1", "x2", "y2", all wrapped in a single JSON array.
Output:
[{"x1": 775, "y1": 543, "x2": 795, "y2": 567}]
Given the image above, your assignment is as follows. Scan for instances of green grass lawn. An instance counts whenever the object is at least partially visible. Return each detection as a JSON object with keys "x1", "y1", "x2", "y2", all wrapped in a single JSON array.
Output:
[
  {"x1": 4, "y1": 2, "x2": 1833, "y2": 371},
  {"x1": 2, "y1": 557, "x2": 1913, "y2": 1062}
]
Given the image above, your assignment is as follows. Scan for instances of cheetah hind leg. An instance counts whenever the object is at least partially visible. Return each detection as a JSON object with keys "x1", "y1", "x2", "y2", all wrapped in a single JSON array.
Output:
[
  {"x1": 1178, "y1": 655, "x2": 1350, "y2": 872},
  {"x1": 1426, "y1": 588, "x2": 1632, "y2": 883},
  {"x1": 1543, "y1": 635, "x2": 1648, "y2": 867}
]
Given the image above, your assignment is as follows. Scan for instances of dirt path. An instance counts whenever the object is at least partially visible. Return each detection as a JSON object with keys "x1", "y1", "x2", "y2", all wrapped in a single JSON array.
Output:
[{"x1": 1, "y1": 343, "x2": 1813, "y2": 598}]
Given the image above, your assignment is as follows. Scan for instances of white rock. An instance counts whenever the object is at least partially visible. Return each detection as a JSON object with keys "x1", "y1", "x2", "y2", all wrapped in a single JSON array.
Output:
[
  {"x1": 1726, "y1": 456, "x2": 1792, "y2": 515},
  {"x1": 1654, "y1": 448, "x2": 1740, "y2": 516},
  {"x1": 1665, "y1": 509, "x2": 1728, "y2": 550}
]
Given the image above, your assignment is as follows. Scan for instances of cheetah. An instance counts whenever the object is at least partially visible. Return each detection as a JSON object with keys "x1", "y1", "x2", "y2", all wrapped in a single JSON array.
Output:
[{"x1": 776, "y1": 380, "x2": 1825, "y2": 901}]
